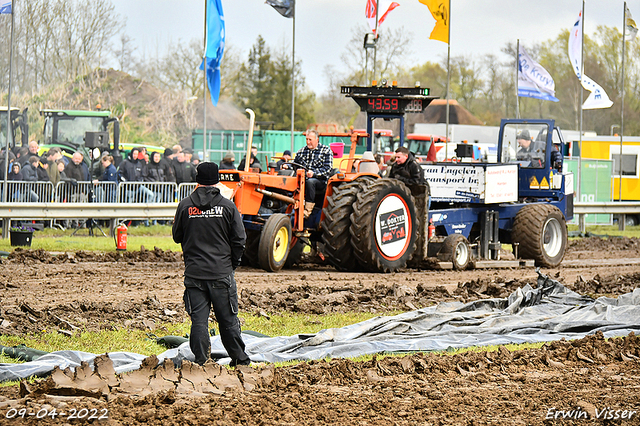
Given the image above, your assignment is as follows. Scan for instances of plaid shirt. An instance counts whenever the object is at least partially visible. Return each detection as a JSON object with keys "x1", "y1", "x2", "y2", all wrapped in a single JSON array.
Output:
[{"x1": 294, "y1": 144, "x2": 334, "y2": 180}]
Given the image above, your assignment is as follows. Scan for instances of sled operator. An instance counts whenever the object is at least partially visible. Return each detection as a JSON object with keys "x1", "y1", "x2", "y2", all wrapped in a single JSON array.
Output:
[{"x1": 172, "y1": 162, "x2": 251, "y2": 367}]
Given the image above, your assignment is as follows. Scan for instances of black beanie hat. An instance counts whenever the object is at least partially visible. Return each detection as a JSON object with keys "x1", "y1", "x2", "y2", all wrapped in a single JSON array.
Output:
[
  {"x1": 164, "y1": 148, "x2": 173, "y2": 157},
  {"x1": 196, "y1": 162, "x2": 219, "y2": 185}
]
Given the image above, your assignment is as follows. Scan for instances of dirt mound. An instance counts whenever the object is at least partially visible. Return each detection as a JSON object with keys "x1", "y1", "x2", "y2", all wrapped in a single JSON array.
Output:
[
  {"x1": 240, "y1": 283, "x2": 453, "y2": 315},
  {"x1": 571, "y1": 272, "x2": 640, "y2": 296},
  {"x1": 453, "y1": 276, "x2": 531, "y2": 299},
  {"x1": 6, "y1": 332, "x2": 639, "y2": 425},
  {"x1": 3, "y1": 271, "x2": 636, "y2": 336},
  {"x1": 566, "y1": 236, "x2": 640, "y2": 259},
  {"x1": 0, "y1": 297, "x2": 186, "y2": 336},
  {"x1": 5, "y1": 246, "x2": 182, "y2": 264}
]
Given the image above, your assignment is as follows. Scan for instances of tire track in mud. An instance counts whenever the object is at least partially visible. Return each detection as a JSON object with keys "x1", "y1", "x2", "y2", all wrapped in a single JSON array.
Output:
[{"x1": 0, "y1": 270, "x2": 637, "y2": 336}]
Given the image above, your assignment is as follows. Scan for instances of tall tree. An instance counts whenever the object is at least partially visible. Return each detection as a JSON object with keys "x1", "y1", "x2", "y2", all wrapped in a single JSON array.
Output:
[
  {"x1": 233, "y1": 36, "x2": 315, "y2": 130},
  {"x1": 339, "y1": 24, "x2": 414, "y2": 86},
  {"x1": 0, "y1": 0, "x2": 124, "y2": 94}
]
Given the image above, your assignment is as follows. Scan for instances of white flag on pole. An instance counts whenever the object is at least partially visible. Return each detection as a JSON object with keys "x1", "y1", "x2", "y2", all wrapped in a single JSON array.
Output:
[
  {"x1": 626, "y1": 4, "x2": 638, "y2": 41},
  {"x1": 0, "y1": 0, "x2": 11, "y2": 14},
  {"x1": 518, "y1": 45, "x2": 559, "y2": 102},
  {"x1": 568, "y1": 8, "x2": 614, "y2": 110}
]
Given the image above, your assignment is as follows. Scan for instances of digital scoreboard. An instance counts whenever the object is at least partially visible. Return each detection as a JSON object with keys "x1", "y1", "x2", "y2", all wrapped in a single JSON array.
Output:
[{"x1": 341, "y1": 85, "x2": 436, "y2": 114}]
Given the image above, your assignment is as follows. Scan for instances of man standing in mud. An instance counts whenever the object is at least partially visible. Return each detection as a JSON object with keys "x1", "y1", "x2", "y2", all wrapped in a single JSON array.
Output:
[{"x1": 172, "y1": 162, "x2": 251, "y2": 367}]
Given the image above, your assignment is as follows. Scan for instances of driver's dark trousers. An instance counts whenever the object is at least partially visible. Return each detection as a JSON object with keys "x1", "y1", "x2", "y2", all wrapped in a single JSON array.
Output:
[
  {"x1": 305, "y1": 178, "x2": 327, "y2": 203},
  {"x1": 183, "y1": 274, "x2": 250, "y2": 366}
]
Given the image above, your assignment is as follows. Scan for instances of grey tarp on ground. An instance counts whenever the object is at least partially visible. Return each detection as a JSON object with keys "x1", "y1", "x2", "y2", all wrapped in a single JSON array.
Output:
[{"x1": 1, "y1": 272, "x2": 639, "y2": 382}]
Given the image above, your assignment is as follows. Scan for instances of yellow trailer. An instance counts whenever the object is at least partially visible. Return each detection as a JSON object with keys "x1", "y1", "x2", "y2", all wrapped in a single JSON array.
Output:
[{"x1": 579, "y1": 136, "x2": 640, "y2": 202}]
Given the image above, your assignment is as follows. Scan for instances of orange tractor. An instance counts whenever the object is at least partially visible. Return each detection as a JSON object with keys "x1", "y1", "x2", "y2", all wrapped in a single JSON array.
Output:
[{"x1": 218, "y1": 113, "x2": 430, "y2": 273}]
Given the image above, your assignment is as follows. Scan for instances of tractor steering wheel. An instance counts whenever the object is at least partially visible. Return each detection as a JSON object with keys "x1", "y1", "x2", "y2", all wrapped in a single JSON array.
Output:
[{"x1": 282, "y1": 162, "x2": 308, "y2": 171}]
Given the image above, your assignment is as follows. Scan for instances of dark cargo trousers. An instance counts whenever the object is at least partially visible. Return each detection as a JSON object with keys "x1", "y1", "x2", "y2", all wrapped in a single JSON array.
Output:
[{"x1": 183, "y1": 274, "x2": 250, "y2": 366}]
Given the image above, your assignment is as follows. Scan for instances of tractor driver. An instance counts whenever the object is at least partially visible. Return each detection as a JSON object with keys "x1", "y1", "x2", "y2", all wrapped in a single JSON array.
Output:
[
  {"x1": 288, "y1": 129, "x2": 334, "y2": 218},
  {"x1": 516, "y1": 130, "x2": 545, "y2": 168},
  {"x1": 388, "y1": 147, "x2": 425, "y2": 186}
]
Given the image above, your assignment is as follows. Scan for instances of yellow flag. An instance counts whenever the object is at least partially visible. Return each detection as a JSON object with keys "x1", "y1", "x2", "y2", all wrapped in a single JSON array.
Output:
[{"x1": 419, "y1": 0, "x2": 449, "y2": 44}]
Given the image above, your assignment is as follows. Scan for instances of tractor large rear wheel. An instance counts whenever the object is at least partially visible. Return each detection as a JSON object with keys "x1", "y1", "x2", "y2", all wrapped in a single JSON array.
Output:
[
  {"x1": 258, "y1": 214, "x2": 292, "y2": 272},
  {"x1": 321, "y1": 178, "x2": 373, "y2": 271},
  {"x1": 349, "y1": 179, "x2": 418, "y2": 273},
  {"x1": 511, "y1": 204, "x2": 567, "y2": 267}
]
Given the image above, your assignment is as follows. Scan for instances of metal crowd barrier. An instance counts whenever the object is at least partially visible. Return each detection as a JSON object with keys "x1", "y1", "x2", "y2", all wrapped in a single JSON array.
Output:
[
  {"x1": 177, "y1": 183, "x2": 197, "y2": 200},
  {"x1": 5, "y1": 181, "x2": 199, "y2": 205},
  {"x1": 116, "y1": 182, "x2": 177, "y2": 203},
  {"x1": 1, "y1": 181, "x2": 55, "y2": 203},
  {"x1": 55, "y1": 181, "x2": 118, "y2": 203}
]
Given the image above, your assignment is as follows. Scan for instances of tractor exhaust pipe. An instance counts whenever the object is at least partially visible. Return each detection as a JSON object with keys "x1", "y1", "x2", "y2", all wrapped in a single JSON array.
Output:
[
  {"x1": 255, "y1": 188, "x2": 295, "y2": 205},
  {"x1": 245, "y1": 108, "x2": 255, "y2": 172}
]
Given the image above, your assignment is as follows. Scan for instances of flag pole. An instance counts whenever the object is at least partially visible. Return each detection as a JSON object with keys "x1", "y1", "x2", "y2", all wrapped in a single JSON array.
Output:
[
  {"x1": 3, "y1": 0, "x2": 16, "y2": 207},
  {"x1": 290, "y1": 1, "x2": 295, "y2": 154},
  {"x1": 577, "y1": 0, "x2": 585, "y2": 202},
  {"x1": 445, "y1": 0, "x2": 451, "y2": 159},
  {"x1": 371, "y1": 0, "x2": 379, "y2": 152},
  {"x1": 373, "y1": 0, "x2": 379, "y2": 80},
  {"x1": 203, "y1": 0, "x2": 208, "y2": 162},
  {"x1": 619, "y1": 2, "x2": 627, "y2": 201},
  {"x1": 515, "y1": 39, "x2": 520, "y2": 119}
]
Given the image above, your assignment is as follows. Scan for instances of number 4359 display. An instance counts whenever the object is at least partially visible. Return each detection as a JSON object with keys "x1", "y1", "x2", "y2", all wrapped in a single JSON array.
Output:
[
  {"x1": 365, "y1": 98, "x2": 423, "y2": 113},
  {"x1": 367, "y1": 98, "x2": 399, "y2": 112}
]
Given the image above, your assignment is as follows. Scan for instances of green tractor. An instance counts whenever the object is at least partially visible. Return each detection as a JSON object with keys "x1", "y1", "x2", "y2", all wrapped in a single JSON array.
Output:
[
  {"x1": 0, "y1": 107, "x2": 29, "y2": 149},
  {"x1": 39, "y1": 109, "x2": 122, "y2": 171}
]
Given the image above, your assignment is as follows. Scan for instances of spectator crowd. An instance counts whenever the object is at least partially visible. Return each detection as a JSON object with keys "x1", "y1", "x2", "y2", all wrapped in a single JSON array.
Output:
[{"x1": 0, "y1": 142, "x2": 202, "y2": 203}]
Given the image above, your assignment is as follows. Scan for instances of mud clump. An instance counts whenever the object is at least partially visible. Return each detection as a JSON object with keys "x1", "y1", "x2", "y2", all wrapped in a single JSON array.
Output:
[
  {"x1": 571, "y1": 272, "x2": 640, "y2": 296},
  {"x1": 6, "y1": 246, "x2": 182, "y2": 264},
  {"x1": 0, "y1": 297, "x2": 186, "y2": 336},
  {"x1": 6, "y1": 332, "x2": 640, "y2": 425},
  {"x1": 240, "y1": 283, "x2": 453, "y2": 315},
  {"x1": 566, "y1": 235, "x2": 640, "y2": 259}
]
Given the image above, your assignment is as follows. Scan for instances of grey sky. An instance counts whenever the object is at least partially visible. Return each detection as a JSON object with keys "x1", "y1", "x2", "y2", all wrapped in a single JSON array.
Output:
[{"x1": 113, "y1": 0, "x2": 637, "y2": 96}]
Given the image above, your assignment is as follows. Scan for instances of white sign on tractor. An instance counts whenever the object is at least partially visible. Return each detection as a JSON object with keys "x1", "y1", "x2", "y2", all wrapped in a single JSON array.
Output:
[{"x1": 422, "y1": 164, "x2": 519, "y2": 204}]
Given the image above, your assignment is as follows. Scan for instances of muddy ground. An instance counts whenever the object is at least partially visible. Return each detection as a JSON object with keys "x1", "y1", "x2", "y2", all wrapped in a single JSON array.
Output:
[{"x1": 0, "y1": 237, "x2": 639, "y2": 424}]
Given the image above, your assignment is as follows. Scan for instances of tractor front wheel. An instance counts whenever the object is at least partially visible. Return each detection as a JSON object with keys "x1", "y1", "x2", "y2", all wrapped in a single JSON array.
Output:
[
  {"x1": 258, "y1": 214, "x2": 292, "y2": 272},
  {"x1": 438, "y1": 234, "x2": 471, "y2": 270}
]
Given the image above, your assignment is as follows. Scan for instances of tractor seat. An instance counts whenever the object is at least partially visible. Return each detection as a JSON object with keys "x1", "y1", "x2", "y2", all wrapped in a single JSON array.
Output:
[{"x1": 277, "y1": 169, "x2": 295, "y2": 176}]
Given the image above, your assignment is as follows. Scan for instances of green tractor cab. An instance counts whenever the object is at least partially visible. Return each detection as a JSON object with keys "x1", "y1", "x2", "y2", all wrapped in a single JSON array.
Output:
[
  {"x1": 0, "y1": 107, "x2": 29, "y2": 149},
  {"x1": 39, "y1": 109, "x2": 122, "y2": 169}
]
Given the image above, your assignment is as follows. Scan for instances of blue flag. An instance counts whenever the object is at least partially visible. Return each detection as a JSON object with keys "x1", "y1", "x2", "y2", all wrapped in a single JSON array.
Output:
[
  {"x1": 0, "y1": 0, "x2": 12, "y2": 14},
  {"x1": 200, "y1": 0, "x2": 225, "y2": 106},
  {"x1": 266, "y1": 0, "x2": 294, "y2": 18}
]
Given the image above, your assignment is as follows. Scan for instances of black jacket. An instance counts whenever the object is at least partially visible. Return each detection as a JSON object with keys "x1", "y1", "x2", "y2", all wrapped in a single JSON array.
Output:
[
  {"x1": 389, "y1": 153, "x2": 425, "y2": 186},
  {"x1": 36, "y1": 164, "x2": 50, "y2": 182},
  {"x1": 172, "y1": 186, "x2": 246, "y2": 280},
  {"x1": 145, "y1": 156, "x2": 167, "y2": 182},
  {"x1": 65, "y1": 161, "x2": 86, "y2": 182},
  {"x1": 219, "y1": 159, "x2": 236, "y2": 170},
  {"x1": 22, "y1": 164, "x2": 38, "y2": 182},
  {"x1": 237, "y1": 155, "x2": 262, "y2": 172},
  {"x1": 173, "y1": 159, "x2": 196, "y2": 184},
  {"x1": 517, "y1": 141, "x2": 546, "y2": 168},
  {"x1": 118, "y1": 157, "x2": 146, "y2": 182},
  {"x1": 160, "y1": 157, "x2": 176, "y2": 182}
]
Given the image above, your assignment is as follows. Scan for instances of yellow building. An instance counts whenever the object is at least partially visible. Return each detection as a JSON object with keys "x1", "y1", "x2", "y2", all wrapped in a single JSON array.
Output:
[{"x1": 579, "y1": 136, "x2": 640, "y2": 201}]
